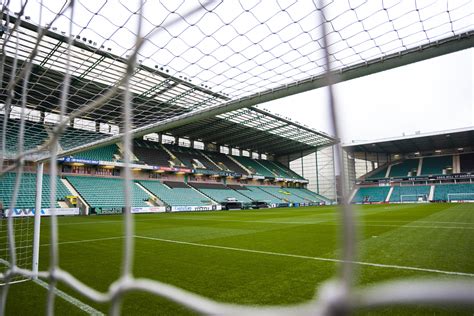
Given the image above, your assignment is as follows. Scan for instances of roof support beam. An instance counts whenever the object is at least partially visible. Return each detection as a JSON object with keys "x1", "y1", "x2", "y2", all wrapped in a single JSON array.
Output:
[{"x1": 37, "y1": 24, "x2": 474, "y2": 161}]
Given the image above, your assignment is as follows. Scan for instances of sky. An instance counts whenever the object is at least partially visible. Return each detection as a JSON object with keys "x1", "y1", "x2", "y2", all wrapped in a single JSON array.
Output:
[{"x1": 257, "y1": 47, "x2": 474, "y2": 144}]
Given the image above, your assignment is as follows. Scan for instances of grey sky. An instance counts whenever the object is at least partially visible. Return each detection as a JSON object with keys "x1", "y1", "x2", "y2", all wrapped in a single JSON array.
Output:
[{"x1": 258, "y1": 47, "x2": 474, "y2": 143}]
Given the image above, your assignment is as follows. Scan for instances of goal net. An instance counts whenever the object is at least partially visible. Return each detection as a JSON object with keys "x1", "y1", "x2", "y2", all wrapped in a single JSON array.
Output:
[
  {"x1": 0, "y1": 214, "x2": 34, "y2": 284},
  {"x1": 0, "y1": 170, "x2": 40, "y2": 285},
  {"x1": 447, "y1": 193, "x2": 474, "y2": 203},
  {"x1": 1, "y1": 0, "x2": 473, "y2": 315},
  {"x1": 400, "y1": 194, "x2": 428, "y2": 203}
]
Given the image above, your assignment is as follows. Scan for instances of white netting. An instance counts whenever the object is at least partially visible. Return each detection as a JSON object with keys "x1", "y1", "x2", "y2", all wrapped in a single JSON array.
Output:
[
  {"x1": 0, "y1": 0, "x2": 473, "y2": 315},
  {"x1": 447, "y1": 192, "x2": 474, "y2": 202},
  {"x1": 400, "y1": 194, "x2": 428, "y2": 203},
  {"x1": 0, "y1": 213, "x2": 33, "y2": 284}
]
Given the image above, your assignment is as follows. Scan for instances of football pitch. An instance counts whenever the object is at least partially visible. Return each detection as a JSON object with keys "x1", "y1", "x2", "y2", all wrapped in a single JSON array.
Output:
[{"x1": 5, "y1": 203, "x2": 474, "y2": 315}]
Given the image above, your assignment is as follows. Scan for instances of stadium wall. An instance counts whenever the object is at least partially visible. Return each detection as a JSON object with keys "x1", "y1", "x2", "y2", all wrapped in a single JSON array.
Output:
[{"x1": 285, "y1": 146, "x2": 337, "y2": 200}]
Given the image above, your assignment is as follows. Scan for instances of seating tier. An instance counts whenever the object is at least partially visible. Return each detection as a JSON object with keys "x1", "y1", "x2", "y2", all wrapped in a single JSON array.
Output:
[
  {"x1": 0, "y1": 173, "x2": 70, "y2": 209},
  {"x1": 352, "y1": 186, "x2": 390, "y2": 203},
  {"x1": 66, "y1": 176, "x2": 149, "y2": 209}
]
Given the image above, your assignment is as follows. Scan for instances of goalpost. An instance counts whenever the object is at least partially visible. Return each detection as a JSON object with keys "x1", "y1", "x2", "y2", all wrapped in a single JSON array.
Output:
[
  {"x1": 400, "y1": 194, "x2": 428, "y2": 203},
  {"x1": 447, "y1": 193, "x2": 474, "y2": 203}
]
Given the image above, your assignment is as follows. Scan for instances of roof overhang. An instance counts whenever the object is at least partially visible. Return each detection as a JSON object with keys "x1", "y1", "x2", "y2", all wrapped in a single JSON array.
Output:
[{"x1": 343, "y1": 126, "x2": 474, "y2": 154}]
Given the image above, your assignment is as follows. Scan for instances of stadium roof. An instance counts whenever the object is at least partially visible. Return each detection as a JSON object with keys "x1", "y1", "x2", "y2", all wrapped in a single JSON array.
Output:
[
  {"x1": 1, "y1": 1, "x2": 473, "y2": 161},
  {"x1": 342, "y1": 126, "x2": 474, "y2": 154},
  {"x1": 1, "y1": 14, "x2": 334, "y2": 158}
]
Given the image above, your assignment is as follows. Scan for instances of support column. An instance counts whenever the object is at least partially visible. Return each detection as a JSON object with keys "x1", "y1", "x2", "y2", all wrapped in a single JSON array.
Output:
[
  {"x1": 315, "y1": 151, "x2": 319, "y2": 194},
  {"x1": 300, "y1": 151, "x2": 304, "y2": 178},
  {"x1": 32, "y1": 163, "x2": 43, "y2": 278}
]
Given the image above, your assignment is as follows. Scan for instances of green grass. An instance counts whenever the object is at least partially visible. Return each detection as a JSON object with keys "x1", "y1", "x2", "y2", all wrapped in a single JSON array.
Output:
[{"x1": 3, "y1": 203, "x2": 474, "y2": 315}]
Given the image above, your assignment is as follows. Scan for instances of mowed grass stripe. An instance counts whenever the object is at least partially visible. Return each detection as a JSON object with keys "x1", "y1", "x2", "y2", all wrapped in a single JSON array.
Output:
[
  {"x1": 135, "y1": 235, "x2": 474, "y2": 277},
  {"x1": 7, "y1": 203, "x2": 473, "y2": 315}
]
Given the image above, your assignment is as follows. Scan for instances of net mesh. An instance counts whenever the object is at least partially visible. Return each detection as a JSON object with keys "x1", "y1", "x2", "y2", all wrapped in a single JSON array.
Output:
[
  {"x1": 0, "y1": 214, "x2": 33, "y2": 284},
  {"x1": 0, "y1": 0, "x2": 473, "y2": 315}
]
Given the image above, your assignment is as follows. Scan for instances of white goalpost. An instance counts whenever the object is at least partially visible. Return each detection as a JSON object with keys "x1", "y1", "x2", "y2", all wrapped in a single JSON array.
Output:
[
  {"x1": 400, "y1": 194, "x2": 428, "y2": 203},
  {"x1": 447, "y1": 193, "x2": 474, "y2": 203}
]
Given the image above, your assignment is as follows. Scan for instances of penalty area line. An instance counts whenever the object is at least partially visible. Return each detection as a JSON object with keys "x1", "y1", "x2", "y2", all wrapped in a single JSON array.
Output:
[
  {"x1": 134, "y1": 235, "x2": 474, "y2": 278},
  {"x1": 34, "y1": 278, "x2": 104, "y2": 316}
]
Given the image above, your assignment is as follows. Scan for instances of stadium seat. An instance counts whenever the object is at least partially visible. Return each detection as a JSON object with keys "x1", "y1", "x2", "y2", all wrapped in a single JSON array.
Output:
[
  {"x1": 189, "y1": 182, "x2": 252, "y2": 203},
  {"x1": 257, "y1": 186, "x2": 306, "y2": 204},
  {"x1": 1, "y1": 116, "x2": 49, "y2": 156},
  {"x1": 133, "y1": 140, "x2": 172, "y2": 166},
  {"x1": 0, "y1": 173, "x2": 71, "y2": 209},
  {"x1": 232, "y1": 156, "x2": 275, "y2": 178},
  {"x1": 389, "y1": 159, "x2": 419, "y2": 177},
  {"x1": 69, "y1": 144, "x2": 119, "y2": 162},
  {"x1": 420, "y1": 156, "x2": 453, "y2": 176},
  {"x1": 204, "y1": 152, "x2": 249, "y2": 175},
  {"x1": 389, "y1": 185, "x2": 430, "y2": 202},
  {"x1": 228, "y1": 185, "x2": 282, "y2": 204},
  {"x1": 351, "y1": 186, "x2": 390, "y2": 203},
  {"x1": 164, "y1": 144, "x2": 219, "y2": 170},
  {"x1": 433, "y1": 183, "x2": 474, "y2": 201},
  {"x1": 366, "y1": 166, "x2": 388, "y2": 180},
  {"x1": 139, "y1": 180, "x2": 213, "y2": 206},
  {"x1": 284, "y1": 188, "x2": 328, "y2": 203},
  {"x1": 66, "y1": 176, "x2": 149, "y2": 209},
  {"x1": 270, "y1": 161, "x2": 306, "y2": 180}
]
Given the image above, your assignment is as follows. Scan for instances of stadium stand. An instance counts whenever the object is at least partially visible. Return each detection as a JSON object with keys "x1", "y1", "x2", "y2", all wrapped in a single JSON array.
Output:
[
  {"x1": 366, "y1": 166, "x2": 388, "y2": 180},
  {"x1": 285, "y1": 188, "x2": 326, "y2": 203},
  {"x1": 204, "y1": 152, "x2": 249, "y2": 175},
  {"x1": 230, "y1": 185, "x2": 282, "y2": 204},
  {"x1": 433, "y1": 183, "x2": 474, "y2": 202},
  {"x1": 68, "y1": 144, "x2": 119, "y2": 162},
  {"x1": 420, "y1": 156, "x2": 453, "y2": 176},
  {"x1": 139, "y1": 180, "x2": 212, "y2": 206},
  {"x1": 233, "y1": 156, "x2": 275, "y2": 178},
  {"x1": 256, "y1": 160, "x2": 291, "y2": 178},
  {"x1": 389, "y1": 185, "x2": 431, "y2": 202},
  {"x1": 300, "y1": 188, "x2": 332, "y2": 204},
  {"x1": 189, "y1": 182, "x2": 252, "y2": 203},
  {"x1": 66, "y1": 176, "x2": 149, "y2": 209},
  {"x1": 0, "y1": 173, "x2": 70, "y2": 209},
  {"x1": 258, "y1": 186, "x2": 306, "y2": 203},
  {"x1": 389, "y1": 159, "x2": 419, "y2": 177},
  {"x1": 351, "y1": 186, "x2": 390, "y2": 203},
  {"x1": 133, "y1": 140, "x2": 172, "y2": 166},
  {"x1": 1, "y1": 116, "x2": 48, "y2": 155},
  {"x1": 0, "y1": 116, "x2": 118, "y2": 155},
  {"x1": 460, "y1": 153, "x2": 474, "y2": 173},
  {"x1": 164, "y1": 144, "x2": 218, "y2": 170},
  {"x1": 271, "y1": 161, "x2": 306, "y2": 180},
  {"x1": 60, "y1": 126, "x2": 109, "y2": 151}
]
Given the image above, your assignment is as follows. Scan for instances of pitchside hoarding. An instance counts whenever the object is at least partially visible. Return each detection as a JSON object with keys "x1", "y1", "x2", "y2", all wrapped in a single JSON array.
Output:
[
  {"x1": 131, "y1": 206, "x2": 166, "y2": 214},
  {"x1": 5, "y1": 208, "x2": 80, "y2": 217},
  {"x1": 170, "y1": 205, "x2": 222, "y2": 212}
]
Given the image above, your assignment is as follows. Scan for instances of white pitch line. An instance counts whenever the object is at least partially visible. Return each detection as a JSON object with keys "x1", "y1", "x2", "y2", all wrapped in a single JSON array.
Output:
[
  {"x1": 163, "y1": 217, "x2": 474, "y2": 229},
  {"x1": 40, "y1": 236, "x2": 124, "y2": 247},
  {"x1": 135, "y1": 235, "x2": 474, "y2": 278},
  {"x1": 12, "y1": 236, "x2": 125, "y2": 251},
  {"x1": 34, "y1": 278, "x2": 105, "y2": 316}
]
